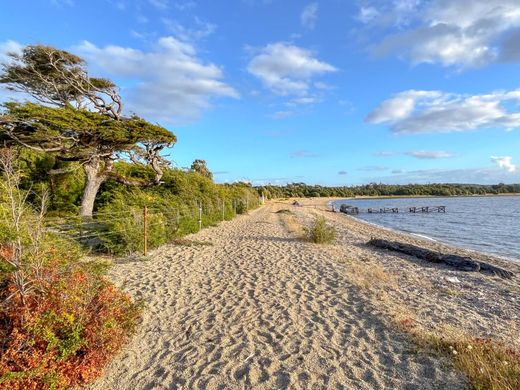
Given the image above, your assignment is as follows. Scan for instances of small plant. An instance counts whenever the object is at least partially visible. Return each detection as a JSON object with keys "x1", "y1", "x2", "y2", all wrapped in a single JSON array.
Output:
[{"x1": 304, "y1": 216, "x2": 337, "y2": 244}]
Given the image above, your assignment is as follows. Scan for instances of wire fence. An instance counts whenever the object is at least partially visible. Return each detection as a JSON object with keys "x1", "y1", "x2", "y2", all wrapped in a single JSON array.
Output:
[{"x1": 43, "y1": 197, "x2": 260, "y2": 256}]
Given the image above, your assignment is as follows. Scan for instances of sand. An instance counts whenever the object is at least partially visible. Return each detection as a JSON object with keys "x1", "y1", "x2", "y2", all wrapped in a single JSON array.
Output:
[{"x1": 88, "y1": 199, "x2": 519, "y2": 389}]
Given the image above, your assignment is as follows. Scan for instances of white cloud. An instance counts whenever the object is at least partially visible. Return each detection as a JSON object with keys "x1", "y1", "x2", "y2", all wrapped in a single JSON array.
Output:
[
  {"x1": 162, "y1": 17, "x2": 216, "y2": 41},
  {"x1": 0, "y1": 40, "x2": 22, "y2": 65},
  {"x1": 247, "y1": 42, "x2": 336, "y2": 96},
  {"x1": 406, "y1": 151, "x2": 454, "y2": 159},
  {"x1": 358, "y1": 6, "x2": 380, "y2": 24},
  {"x1": 75, "y1": 37, "x2": 238, "y2": 124},
  {"x1": 174, "y1": 1, "x2": 196, "y2": 11},
  {"x1": 148, "y1": 0, "x2": 169, "y2": 9},
  {"x1": 491, "y1": 156, "x2": 516, "y2": 172},
  {"x1": 366, "y1": 89, "x2": 520, "y2": 133},
  {"x1": 301, "y1": 3, "x2": 318, "y2": 29},
  {"x1": 361, "y1": 0, "x2": 520, "y2": 68}
]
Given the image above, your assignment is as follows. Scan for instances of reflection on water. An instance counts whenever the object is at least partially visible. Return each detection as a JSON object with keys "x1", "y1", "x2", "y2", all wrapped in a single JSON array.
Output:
[{"x1": 333, "y1": 196, "x2": 520, "y2": 261}]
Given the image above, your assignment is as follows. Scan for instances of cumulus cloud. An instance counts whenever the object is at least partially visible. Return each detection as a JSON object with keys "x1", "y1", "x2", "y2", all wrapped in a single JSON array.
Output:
[
  {"x1": 360, "y1": 0, "x2": 520, "y2": 68},
  {"x1": 301, "y1": 3, "x2": 318, "y2": 29},
  {"x1": 366, "y1": 89, "x2": 520, "y2": 133},
  {"x1": 406, "y1": 151, "x2": 454, "y2": 159},
  {"x1": 75, "y1": 37, "x2": 238, "y2": 124},
  {"x1": 247, "y1": 42, "x2": 336, "y2": 96},
  {"x1": 491, "y1": 156, "x2": 517, "y2": 172}
]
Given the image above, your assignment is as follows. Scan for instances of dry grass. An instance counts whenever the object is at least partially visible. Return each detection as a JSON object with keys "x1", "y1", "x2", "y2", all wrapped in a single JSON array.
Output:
[
  {"x1": 343, "y1": 258, "x2": 397, "y2": 290},
  {"x1": 303, "y1": 216, "x2": 337, "y2": 244},
  {"x1": 342, "y1": 256, "x2": 520, "y2": 390},
  {"x1": 396, "y1": 321, "x2": 520, "y2": 390}
]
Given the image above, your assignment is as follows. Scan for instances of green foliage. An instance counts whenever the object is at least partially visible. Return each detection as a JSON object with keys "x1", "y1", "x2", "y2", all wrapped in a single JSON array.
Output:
[
  {"x1": 87, "y1": 165, "x2": 260, "y2": 255},
  {"x1": 0, "y1": 163, "x2": 141, "y2": 389},
  {"x1": 1, "y1": 102, "x2": 176, "y2": 154},
  {"x1": 190, "y1": 159, "x2": 213, "y2": 180},
  {"x1": 304, "y1": 216, "x2": 337, "y2": 244}
]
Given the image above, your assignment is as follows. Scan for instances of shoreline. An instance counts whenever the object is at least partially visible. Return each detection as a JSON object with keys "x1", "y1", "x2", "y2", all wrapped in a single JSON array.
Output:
[
  {"x1": 325, "y1": 197, "x2": 520, "y2": 264},
  {"x1": 336, "y1": 193, "x2": 520, "y2": 200}
]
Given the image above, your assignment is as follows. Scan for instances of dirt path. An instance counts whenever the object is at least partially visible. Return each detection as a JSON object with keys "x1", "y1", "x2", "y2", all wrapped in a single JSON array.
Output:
[{"x1": 90, "y1": 204, "x2": 463, "y2": 390}]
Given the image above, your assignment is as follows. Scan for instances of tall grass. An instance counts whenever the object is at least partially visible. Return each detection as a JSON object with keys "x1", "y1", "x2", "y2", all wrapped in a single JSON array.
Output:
[{"x1": 304, "y1": 216, "x2": 337, "y2": 244}]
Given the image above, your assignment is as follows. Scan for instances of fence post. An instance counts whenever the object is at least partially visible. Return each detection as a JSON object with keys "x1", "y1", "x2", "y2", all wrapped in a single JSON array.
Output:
[
  {"x1": 198, "y1": 201, "x2": 202, "y2": 231},
  {"x1": 143, "y1": 205, "x2": 148, "y2": 256},
  {"x1": 222, "y1": 200, "x2": 225, "y2": 221}
]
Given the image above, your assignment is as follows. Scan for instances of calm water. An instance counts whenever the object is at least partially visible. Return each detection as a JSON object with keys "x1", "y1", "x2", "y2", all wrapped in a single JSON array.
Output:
[{"x1": 333, "y1": 196, "x2": 520, "y2": 261}]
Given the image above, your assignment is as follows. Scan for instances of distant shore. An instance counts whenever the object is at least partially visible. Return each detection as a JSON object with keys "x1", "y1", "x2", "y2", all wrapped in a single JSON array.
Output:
[{"x1": 333, "y1": 193, "x2": 520, "y2": 200}]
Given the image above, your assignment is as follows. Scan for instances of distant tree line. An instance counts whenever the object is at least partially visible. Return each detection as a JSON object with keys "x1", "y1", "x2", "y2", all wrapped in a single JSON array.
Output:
[{"x1": 256, "y1": 182, "x2": 520, "y2": 199}]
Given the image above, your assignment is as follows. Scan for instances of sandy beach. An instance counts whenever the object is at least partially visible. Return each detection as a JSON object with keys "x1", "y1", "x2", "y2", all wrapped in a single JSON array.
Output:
[{"x1": 89, "y1": 199, "x2": 519, "y2": 390}]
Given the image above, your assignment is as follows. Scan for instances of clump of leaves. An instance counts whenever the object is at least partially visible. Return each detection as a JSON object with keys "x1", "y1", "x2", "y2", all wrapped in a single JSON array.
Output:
[
  {"x1": 0, "y1": 261, "x2": 141, "y2": 389},
  {"x1": 304, "y1": 216, "x2": 337, "y2": 244}
]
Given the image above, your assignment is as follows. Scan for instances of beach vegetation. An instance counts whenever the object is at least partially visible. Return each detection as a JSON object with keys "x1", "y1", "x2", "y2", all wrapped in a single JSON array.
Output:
[
  {"x1": 304, "y1": 216, "x2": 337, "y2": 244},
  {"x1": 0, "y1": 150, "x2": 140, "y2": 389}
]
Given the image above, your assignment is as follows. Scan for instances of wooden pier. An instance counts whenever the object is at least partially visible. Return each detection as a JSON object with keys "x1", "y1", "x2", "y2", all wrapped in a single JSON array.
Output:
[{"x1": 337, "y1": 204, "x2": 446, "y2": 215}]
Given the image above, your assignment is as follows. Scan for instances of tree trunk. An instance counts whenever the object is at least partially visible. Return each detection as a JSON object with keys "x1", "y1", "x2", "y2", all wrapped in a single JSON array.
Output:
[{"x1": 79, "y1": 159, "x2": 106, "y2": 218}]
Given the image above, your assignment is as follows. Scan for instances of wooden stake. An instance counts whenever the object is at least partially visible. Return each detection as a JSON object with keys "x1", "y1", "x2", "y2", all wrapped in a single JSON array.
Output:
[
  {"x1": 143, "y1": 205, "x2": 148, "y2": 256},
  {"x1": 198, "y1": 202, "x2": 202, "y2": 231}
]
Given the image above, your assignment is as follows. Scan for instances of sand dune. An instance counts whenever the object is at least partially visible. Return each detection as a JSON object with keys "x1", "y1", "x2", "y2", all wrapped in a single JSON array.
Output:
[{"x1": 89, "y1": 202, "x2": 470, "y2": 389}]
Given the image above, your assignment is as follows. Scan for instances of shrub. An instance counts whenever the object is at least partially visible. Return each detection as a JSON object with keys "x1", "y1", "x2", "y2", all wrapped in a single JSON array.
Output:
[
  {"x1": 0, "y1": 150, "x2": 140, "y2": 389},
  {"x1": 304, "y1": 216, "x2": 337, "y2": 244},
  {"x1": 0, "y1": 261, "x2": 140, "y2": 389}
]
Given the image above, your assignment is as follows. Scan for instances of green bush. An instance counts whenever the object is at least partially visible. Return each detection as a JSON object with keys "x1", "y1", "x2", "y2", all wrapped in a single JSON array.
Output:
[{"x1": 304, "y1": 216, "x2": 337, "y2": 244}]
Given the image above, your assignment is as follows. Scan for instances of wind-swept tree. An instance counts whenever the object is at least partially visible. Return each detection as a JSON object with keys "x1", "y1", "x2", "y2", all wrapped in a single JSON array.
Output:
[
  {"x1": 0, "y1": 45, "x2": 176, "y2": 217},
  {"x1": 190, "y1": 159, "x2": 213, "y2": 180}
]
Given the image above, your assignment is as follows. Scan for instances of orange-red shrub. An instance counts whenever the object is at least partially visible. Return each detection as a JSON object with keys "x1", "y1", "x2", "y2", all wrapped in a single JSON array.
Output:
[{"x1": 0, "y1": 260, "x2": 140, "y2": 389}]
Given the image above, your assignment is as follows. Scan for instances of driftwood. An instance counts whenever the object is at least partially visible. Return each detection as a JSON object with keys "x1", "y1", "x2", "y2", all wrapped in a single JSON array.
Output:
[{"x1": 368, "y1": 239, "x2": 514, "y2": 279}]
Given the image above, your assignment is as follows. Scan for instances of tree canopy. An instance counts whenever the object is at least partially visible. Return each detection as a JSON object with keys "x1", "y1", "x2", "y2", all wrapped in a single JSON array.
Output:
[
  {"x1": 0, "y1": 44, "x2": 176, "y2": 217},
  {"x1": 190, "y1": 159, "x2": 213, "y2": 180}
]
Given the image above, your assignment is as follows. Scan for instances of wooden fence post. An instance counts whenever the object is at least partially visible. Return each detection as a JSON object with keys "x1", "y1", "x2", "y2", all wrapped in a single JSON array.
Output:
[
  {"x1": 198, "y1": 202, "x2": 202, "y2": 231},
  {"x1": 143, "y1": 205, "x2": 148, "y2": 256}
]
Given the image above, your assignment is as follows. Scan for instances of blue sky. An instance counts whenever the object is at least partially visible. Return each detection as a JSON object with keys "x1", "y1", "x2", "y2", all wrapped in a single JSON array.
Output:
[{"x1": 1, "y1": 0, "x2": 519, "y2": 185}]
